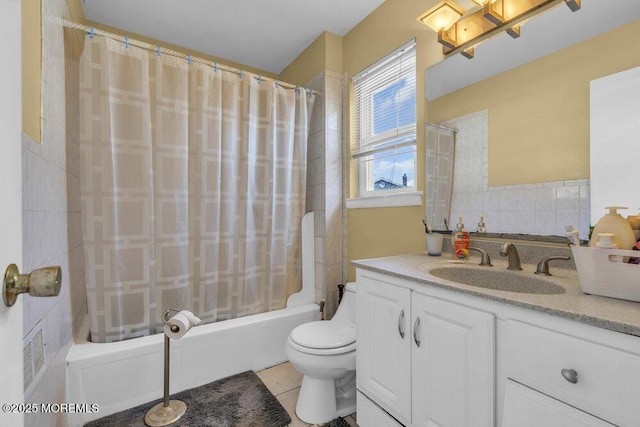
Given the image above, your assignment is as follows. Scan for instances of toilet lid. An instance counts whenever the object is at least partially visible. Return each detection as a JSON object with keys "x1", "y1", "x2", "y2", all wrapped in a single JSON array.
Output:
[{"x1": 290, "y1": 321, "x2": 356, "y2": 349}]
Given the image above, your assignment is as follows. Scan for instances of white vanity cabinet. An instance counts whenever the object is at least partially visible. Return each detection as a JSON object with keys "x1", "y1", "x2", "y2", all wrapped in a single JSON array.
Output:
[
  {"x1": 503, "y1": 318, "x2": 640, "y2": 427},
  {"x1": 356, "y1": 271, "x2": 412, "y2": 425},
  {"x1": 355, "y1": 264, "x2": 640, "y2": 427},
  {"x1": 356, "y1": 269, "x2": 495, "y2": 427}
]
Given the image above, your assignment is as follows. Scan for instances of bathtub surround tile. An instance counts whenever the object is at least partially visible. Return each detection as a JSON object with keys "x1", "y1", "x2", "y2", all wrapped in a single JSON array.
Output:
[
  {"x1": 304, "y1": 71, "x2": 345, "y2": 310},
  {"x1": 22, "y1": 0, "x2": 87, "y2": 425},
  {"x1": 315, "y1": 237, "x2": 325, "y2": 264}
]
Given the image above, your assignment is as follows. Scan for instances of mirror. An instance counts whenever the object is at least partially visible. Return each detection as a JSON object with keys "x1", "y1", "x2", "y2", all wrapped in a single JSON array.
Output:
[
  {"x1": 425, "y1": 0, "x2": 640, "y2": 239},
  {"x1": 589, "y1": 66, "x2": 640, "y2": 225}
]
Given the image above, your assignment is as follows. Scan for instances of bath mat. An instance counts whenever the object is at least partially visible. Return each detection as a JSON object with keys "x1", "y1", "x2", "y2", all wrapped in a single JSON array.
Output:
[
  {"x1": 84, "y1": 370, "x2": 291, "y2": 427},
  {"x1": 322, "y1": 416, "x2": 351, "y2": 427}
]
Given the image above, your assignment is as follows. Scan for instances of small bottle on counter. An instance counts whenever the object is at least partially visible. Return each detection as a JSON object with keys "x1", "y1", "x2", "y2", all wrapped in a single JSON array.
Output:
[
  {"x1": 564, "y1": 225, "x2": 580, "y2": 246},
  {"x1": 452, "y1": 215, "x2": 470, "y2": 260},
  {"x1": 477, "y1": 215, "x2": 486, "y2": 233}
]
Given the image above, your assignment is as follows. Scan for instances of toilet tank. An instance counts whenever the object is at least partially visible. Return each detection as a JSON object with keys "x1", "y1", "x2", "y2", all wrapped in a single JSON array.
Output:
[{"x1": 331, "y1": 283, "x2": 356, "y2": 324}]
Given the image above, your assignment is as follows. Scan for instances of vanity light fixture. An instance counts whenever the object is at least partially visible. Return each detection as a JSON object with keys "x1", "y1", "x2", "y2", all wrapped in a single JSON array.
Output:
[{"x1": 418, "y1": 0, "x2": 581, "y2": 59}]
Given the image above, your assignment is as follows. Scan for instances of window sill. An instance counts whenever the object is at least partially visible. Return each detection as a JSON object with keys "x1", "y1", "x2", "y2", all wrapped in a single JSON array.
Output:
[{"x1": 346, "y1": 191, "x2": 423, "y2": 209}]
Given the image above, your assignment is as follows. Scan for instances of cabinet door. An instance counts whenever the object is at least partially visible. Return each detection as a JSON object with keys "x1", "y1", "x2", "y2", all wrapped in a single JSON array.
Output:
[
  {"x1": 356, "y1": 273, "x2": 412, "y2": 425},
  {"x1": 502, "y1": 380, "x2": 615, "y2": 427},
  {"x1": 411, "y1": 293, "x2": 495, "y2": 427}
]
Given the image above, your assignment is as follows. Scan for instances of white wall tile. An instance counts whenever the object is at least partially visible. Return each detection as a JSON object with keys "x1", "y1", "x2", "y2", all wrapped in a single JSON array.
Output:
[
  {"x1": 498, "y1": 210, "x2": 517, "y2": 233},
  {"x1": 22, "y1": 1, "x2": 84, "y2": 424},
  {"x1": 499, "y1": 189, "x2": 517, "y2": 211},
  {"x1": 516, "y1": 211, "x2": 537, "y2": 234},
  {"x1": 535, "y1": 187, "x2": 557, "y2": 211},
  {"x1": 326, "y1": 102, "x2": 341, "y2": 131},
  {"x1": 557, "y1": 186, "x2": 580, "y2": 211},
  {"x1": 516, "y1": 188, "x2": 537, "y2": 211},
  {"x1": 535, "y1": 210, "x2": 557, "y2": 235},
  {"x1": 314, "y1": 237, "x2": 325, "y2": 264},
  {"x1": 579, "y1": 185, "x2": 591, "y2": 211},
  {"x1": 557, "y1": 210, "x2": 580, "y2": 236}
]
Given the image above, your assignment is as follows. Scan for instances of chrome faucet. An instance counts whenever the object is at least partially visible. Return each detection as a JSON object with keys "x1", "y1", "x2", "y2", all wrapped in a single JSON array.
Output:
[
  {"x1": 535, "y1": 256, "x2": 571, "y2": 276},
  {"x1": 468, "y1": 247, "x2": 492, "y2": 266},
  {"x1": 499, "y1": 242, "x2": 522, "y2": 270}
]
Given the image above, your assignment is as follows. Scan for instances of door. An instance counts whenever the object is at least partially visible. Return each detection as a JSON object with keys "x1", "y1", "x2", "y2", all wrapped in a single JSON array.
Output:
[
  {"x1": 356, "y1": 272, "x2": 411, "y2": 425},
  {"x1": 411, "y1": 292, "x2": 495, "y2": 427},
  {"x1": 0, "y1": 1, "x2": 25, "y2": 426}
]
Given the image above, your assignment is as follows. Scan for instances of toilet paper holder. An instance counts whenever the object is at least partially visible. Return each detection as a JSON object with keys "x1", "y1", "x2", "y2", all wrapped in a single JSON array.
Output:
[
  {"x1": 145, "y1": 308, "x2": 189, "y2": 426},
  {"x1": 3, "y1": 264, "x2": 61, "y2": 307},
  {"x1": 161, "y1": 308, "x2": 181, "y2": 333}
]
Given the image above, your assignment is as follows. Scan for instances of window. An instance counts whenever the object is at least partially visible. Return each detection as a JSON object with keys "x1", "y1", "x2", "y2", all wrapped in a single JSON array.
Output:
[{"x1": 352, "y1": 40, "x2": 417, "y2": 198}]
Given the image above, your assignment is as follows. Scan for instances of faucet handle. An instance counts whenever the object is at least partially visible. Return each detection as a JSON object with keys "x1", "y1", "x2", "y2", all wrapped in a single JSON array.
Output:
[
  {"x1": 468, "y1": 247, "x2": 492, "y2": 266},
  {"x1": 535, "y1": 256, "x2": 571, "y2": 276}
]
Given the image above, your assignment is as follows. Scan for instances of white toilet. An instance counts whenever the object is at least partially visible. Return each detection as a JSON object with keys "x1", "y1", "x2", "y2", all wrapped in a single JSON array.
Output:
[{"x1": 285, "y1": 283, "x2": 357, "y2": 424}]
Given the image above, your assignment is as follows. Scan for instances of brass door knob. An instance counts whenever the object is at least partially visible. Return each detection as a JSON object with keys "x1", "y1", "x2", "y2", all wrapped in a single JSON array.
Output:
[{"x1": 3, "y1": 264, "x2": 61, "y2": 307}]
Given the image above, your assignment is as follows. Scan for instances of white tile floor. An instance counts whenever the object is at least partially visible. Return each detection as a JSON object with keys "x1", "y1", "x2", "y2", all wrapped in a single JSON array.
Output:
[{"x1": 257, "y1": 362, "x2": 358, "y2": 427}]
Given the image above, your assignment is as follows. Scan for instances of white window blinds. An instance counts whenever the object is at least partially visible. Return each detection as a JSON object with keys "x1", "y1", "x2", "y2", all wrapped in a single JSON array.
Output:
[{"x1": 352, "y1": 40, "x2": 416, "y2": 159}]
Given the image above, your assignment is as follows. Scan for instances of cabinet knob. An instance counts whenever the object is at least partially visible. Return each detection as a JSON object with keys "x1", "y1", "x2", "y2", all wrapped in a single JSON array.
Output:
[
  {"x1": 561, "y1": 368, "x2": 578, "y2": 384},
  {"x1": 413, "y1": 317, "x2": 421, "y2": 347},
  {"x1": 398, "y1": 309, "x2": 405, "y2": 339}
]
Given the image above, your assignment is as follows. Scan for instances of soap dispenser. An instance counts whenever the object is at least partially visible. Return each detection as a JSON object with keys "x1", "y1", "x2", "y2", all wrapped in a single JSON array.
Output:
[
  {"x1": 477, "y1": 215, "x2": 486, "y2": 233},
  {"x1": 589, "y1": 206, "x2": 636, "y2": 249},
  {"x1": 452, "y1": 215, "x2": 470, "y2": 260}
]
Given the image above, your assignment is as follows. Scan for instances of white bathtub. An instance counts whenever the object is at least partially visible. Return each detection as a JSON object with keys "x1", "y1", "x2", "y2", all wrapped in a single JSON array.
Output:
[{"x1": 66, "y1": 213, "x2": 319, "y2": 426}]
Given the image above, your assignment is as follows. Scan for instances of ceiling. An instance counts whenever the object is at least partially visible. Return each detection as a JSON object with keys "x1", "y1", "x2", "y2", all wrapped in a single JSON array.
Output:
[{"x1": 81, "y1": 0, "x2": 386, "y2": 74}]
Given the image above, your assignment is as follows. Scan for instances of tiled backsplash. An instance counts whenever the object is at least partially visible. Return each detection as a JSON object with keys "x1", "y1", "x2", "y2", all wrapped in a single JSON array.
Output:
[{"x1": 445, "y1": 110, "x2": 590, "y2": 240}]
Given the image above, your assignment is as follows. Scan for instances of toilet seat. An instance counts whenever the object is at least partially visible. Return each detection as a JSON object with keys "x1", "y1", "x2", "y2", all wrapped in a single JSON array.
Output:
[{"x1": 289, "y1": 321, "x2": 356, "y2": 356}]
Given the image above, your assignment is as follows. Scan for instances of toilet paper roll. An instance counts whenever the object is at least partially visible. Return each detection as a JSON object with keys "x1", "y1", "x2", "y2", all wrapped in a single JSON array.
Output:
[{"x1": 163, "y1": 310, "x2": 202, "y2": 339}]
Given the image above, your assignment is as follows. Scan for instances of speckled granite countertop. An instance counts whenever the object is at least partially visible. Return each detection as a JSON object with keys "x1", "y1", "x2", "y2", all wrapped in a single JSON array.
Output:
[{"x1": 353, "y1": 253, "x2": 640, "y2": 337}]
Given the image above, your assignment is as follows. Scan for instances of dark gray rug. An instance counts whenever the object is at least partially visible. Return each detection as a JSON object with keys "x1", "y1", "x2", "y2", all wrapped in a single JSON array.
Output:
[
  {"x1": 322, "y1": 417, "x2": 350, "y2": 427},
  {"x1": 84, "y1": 370, "x2": 291, "y2": 427}
]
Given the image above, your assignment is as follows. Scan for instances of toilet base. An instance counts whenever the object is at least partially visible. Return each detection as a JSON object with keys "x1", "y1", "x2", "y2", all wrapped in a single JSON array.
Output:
[{"x1": 295, "y1": 374, "x2": 356, "y2": 424}]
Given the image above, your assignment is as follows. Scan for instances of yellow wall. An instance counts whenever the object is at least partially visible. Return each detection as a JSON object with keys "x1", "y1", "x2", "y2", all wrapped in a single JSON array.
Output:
[
  {"x1": 279, "y1": 31, "x2": 344, "y2": 86},
  {"x1": 428, "y1": 19, "x2": 640, "y2": 186},
  {"x1": 343, "y1": 0, "x2": 443, "y2": 280},
  {"x1": 343, "y1": 4, "x2": 640, "y2": 280},
  {"x1": 22, "y1": 0, "x2": 42, "y2": 142}
]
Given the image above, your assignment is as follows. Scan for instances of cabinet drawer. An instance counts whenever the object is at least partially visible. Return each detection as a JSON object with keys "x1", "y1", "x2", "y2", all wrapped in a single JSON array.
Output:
[
  {"x1": 506, "y1": 319, "x2": 640, "y2": 426},
  {"x1": 502, "y1": 380, "x2": 615, "y2": 427},
  {"x1": 357, "y1": 391, "x2": 403, "y2": 427}
]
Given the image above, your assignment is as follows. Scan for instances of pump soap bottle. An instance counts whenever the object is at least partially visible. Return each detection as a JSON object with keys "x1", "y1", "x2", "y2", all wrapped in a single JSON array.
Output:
[
  {"x1": 477, "y1": 215, "x2": 486, "y2": 233},
  {"x1": 452, "y1": 215, "x2": 470, "y2": 260},
  {"x1": 589, "y1": 206, "x2": 636, "y2": 249}
]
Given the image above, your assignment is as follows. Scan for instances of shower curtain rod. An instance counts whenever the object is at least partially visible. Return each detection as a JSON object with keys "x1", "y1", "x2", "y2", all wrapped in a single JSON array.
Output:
[
  {"x1": 62, "y1": 19, "x2": 319, "y2": 95},
  {"x1": 426, "y1": 122, "x2": 457, "y2": 133}
]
